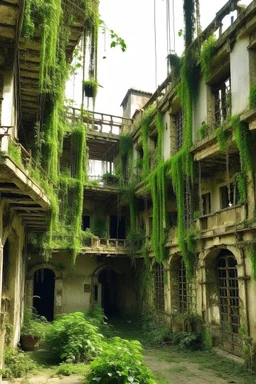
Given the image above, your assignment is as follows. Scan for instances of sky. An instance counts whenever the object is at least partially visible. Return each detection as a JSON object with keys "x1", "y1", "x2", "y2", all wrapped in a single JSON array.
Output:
[{"x1": 66, "y1": 0, "x2": 252, "y2": 117}]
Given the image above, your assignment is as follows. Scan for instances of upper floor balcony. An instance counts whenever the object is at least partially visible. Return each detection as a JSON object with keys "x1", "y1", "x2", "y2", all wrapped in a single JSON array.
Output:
[{"x1": 0, "y1": 127, "x2": 51, "y2": 231}]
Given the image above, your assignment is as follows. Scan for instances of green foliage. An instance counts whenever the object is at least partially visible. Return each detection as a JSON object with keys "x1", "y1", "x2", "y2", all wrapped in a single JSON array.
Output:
[
  {"x1": 8, "y1": 141, "x2": 23, "y2": 167},
  {"x1": 91, "y1": 218, "x2": 107, "y2": 238},
  {"x1": 216, "y1": 127, "x2": 229, "y2": 152},
  {"x1": 102, "y1": 172, "x2": 119, "y2": 185},
  {"x1": 45, "y1": 312, "x2": 104, "y2": 363},
  {"x1": 141, "y1": 105, "x2": 156, "y2": 177},
  {"x1": 232, "y1": 115, "x2": 252, "y2": 172},
  {"x1": 139, "y1": 312, "x2": 173, "y2": 346},
  {"x1": 198, "y1": 122, "x2": 209, "y2": 140},
  {"x1": 249, "y1": 85, "x2": 256, "y2": 109},
  {"x1": 249, "y1": 244, "x2": 256, "y2": 281},
  {"x1": 200, "y1": 35, "x2": 216, "y2": 81},
  {"x1": 183, "y1": 0, "x2": 196, "y2": 48},
  {"x1": 236, "y1": 172, "x2": 247, "y2": 204},
  {"x1": 1, "y1": 347, "x2": 38, "y2": 379},
  {"x1": 83, "y1": 80, "x2": 98, "y2": 98},
  {"x1": 86, "y1": 337, "x2": 156, "y2": 384},
  {"x1": 21, "y1": 308, "x2": 48, "y2": 339},
  {"x1": 126, "y1": 229, "x2": 145, "y2": 257},
  {"x1": 149, "y1": 162, "x2": 167, "y2": 263},
  {"x1": 55, "y1": 362, "x2": 89, "y2": 376},
  {"x1": 119, "y1": 133, "x2": 133, "y2": 157}
]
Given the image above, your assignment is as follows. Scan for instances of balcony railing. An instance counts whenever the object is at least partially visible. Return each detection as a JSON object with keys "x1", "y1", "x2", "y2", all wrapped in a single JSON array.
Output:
[
  {"x1": 65, "y1": 107, "x2": 132, "y2": 136},
  {"x1": 0, "y1": 130, "x2": 53, "y2": 187},
  {"x1": 197, "y1": 204, "x2": 247, "y2": 233}
]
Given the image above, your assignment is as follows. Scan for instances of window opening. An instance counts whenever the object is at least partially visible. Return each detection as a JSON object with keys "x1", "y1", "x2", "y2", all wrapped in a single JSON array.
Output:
[
  {"x1": 214, "y1": 77, "x2": 231, "y2": 127},
  {"x1": 202, "y1": 192, "x2": 211, "y2": 215},
  {"x1": 220, "y1": 182, "x2": 239, "y2": 209},
  {"x1": 153, "y1": 263, "x2": 165, "y2": 312}
]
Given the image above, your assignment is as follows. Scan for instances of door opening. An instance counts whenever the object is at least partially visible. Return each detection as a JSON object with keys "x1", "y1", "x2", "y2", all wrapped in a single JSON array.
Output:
[
  {"x1": 98, "y1": 268, "x2": 118, "y2": 316},
  {"x1": 33, "y1": 268, "x2": 55, "y2": 321}
]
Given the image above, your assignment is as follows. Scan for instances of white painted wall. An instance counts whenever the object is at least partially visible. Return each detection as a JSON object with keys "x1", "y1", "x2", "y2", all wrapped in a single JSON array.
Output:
[
  {"x1": 231, "y1": 37, "x2": 250, "y2": 115},
  {"x1": 193, "y1": 75, "x2": 207, "y2": 142},
  {"x1": 2, "y1": 72, "x2": 16, "y2": 135}
]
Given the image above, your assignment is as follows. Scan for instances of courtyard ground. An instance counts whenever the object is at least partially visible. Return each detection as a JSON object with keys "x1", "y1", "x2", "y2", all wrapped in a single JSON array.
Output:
[{"x1": 3, "y1": 319, "x2": 256, "y2": 384}]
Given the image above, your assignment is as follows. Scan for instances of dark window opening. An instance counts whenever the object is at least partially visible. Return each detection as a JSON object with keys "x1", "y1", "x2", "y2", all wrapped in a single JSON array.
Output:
[
  {"x1": 82, "y1": 215, "x2": 90, "y2": 230},
  {"x1": 153, "y1": 263, "x2": 165, "y2": 312},
  {"x1": 176, "y1": 109, "x2": 183, "y2": 151},
  {"x1": 33, "y1": 268, "x2": 55, "y2": 321},
  {"x1": 220, "y1": 183, "x2": 239, "y2": 209},
  {"x1": 167, "y1": 212, "x2": 177, "y2": 227},
  {"x1": 2, "y1": 240, "x2": 9, "y2": 294},
  {"x1": 202, "y1": 192, "x2": 211, "y2": 215},
  {"x1": 94, "y1": 285, "x2": 98, "y2": 301},
  {"x1": 109, "y1": 216, "x2": 126, "y2": 239},
  {"x1": 214, "y1": 77, "x2": 231, "y2": 127}
]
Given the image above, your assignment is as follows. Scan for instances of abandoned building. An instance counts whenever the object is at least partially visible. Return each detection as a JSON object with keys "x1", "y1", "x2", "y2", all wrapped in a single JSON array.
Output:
[{"x1": 1, "y1": 0, "x2": 256, "y2": 373}]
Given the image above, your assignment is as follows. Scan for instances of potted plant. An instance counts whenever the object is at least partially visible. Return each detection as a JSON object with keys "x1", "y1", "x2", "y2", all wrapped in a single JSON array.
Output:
[
  {"x1": 20, "y1": 308, "x2": 48, "y2": 351},
  {"x1": 82, "y1": 79, "x2": 98, "y2": 98}
]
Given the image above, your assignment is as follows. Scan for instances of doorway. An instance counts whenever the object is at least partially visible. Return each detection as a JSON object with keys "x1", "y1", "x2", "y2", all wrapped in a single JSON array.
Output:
[
  {"x1": 98, "y1": 268, "x2": 118, "y2": 315},
  {"x1": 33, "y1": 268, "x2": 55, "y2": 321},
  {"x1": 109, "y1": 216, "x2": 126, "y2": 239},
  {"x1": 217, "y1": 250, "x2": 241, "y2": 355}
]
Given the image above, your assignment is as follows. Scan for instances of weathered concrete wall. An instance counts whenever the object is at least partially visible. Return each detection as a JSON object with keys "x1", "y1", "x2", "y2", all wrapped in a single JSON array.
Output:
[
  {"x1": 26, "y1": 252, "x2": 140, "y2": 318},
  {"x1": 163, "y1": 111, "x2": 171, "y2": 161},
  {"x1": 231, "y1": 37, "x2": 250, "y2": 115}
]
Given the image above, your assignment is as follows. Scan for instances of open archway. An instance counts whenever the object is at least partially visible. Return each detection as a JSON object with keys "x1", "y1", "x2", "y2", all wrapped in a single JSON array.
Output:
[
  {"x1": 33, "y1": 268, "x2": 55, "y2": 321},
  {"x1": 98, "y1": 268, "x2": 119, "y2": 316}
]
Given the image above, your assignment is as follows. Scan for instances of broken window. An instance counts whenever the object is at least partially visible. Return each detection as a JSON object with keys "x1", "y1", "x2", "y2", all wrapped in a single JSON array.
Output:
[
  {"x1": 214, "y1": 78, "x2": 231, "y2": 127},
  {"x1": 153, "y1": 263, "x2": 165, "y2": 312}
]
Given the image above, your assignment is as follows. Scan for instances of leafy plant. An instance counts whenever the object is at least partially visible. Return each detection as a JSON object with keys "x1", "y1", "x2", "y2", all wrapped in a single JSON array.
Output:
[
  {"x1": 21, "y1": 308, "x2": 48, "y2": 339},
  {"x1": 91, "y1": 218, "x2": 107, "y2": 238},
  {"x1": 102, "y1": 172, "x2": 119, "y2": 185},
  {"x1": 200, "y1": 35, "x2": 216, "y2": 81},
  {"x1": 86, "y1": 337, "x2": 156, "y2": 384},
  {"x1": 1, "y1": 347, "x2": 38, "y2": 379},
  {"x1": 45, "y1": 312, "x2": 103, "y2": 363},
  {"x1": 83, "y1": 79, "x2": 98, "y2": 98},
  {"x1": 198, "y1": 122, "x2": 209, "y2": 139}
]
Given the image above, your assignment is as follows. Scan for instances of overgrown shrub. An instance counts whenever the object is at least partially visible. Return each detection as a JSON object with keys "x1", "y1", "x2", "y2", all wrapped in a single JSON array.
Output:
[
  {"x1": 1, "y1": 347, "x2": 37, "y2": 378},
  {"x1": 45, "y1": 312, "x2": 103, "y2": 363},
  {"x1": 139, "y1": 312, "x2": 173, "y2": 346},
  {"x1": 86, "y1": 337, "x2": 156, "y2": 384}
]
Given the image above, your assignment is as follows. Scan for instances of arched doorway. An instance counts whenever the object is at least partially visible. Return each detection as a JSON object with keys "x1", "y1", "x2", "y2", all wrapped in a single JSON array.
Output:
[
  {"x1": 217, "y1": 250, "x2": 240, "y2": 354},
  {"x1": 98, "y1": 268, "x2": 118, "y2": 316},
  {"x1": 33, "y1": 269, "x2": 55, "y2": 321}
]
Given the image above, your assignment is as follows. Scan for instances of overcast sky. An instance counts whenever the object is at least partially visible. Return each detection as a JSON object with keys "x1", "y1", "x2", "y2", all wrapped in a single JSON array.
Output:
[{"x1": 66, "y1": 0, "x2": 251, "y2": 116}]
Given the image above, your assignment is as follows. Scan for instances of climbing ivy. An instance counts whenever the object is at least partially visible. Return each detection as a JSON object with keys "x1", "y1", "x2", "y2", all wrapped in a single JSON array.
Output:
[
  {"x1": 141, "y1": 105, "x2": 156, "y2": 177},
  {"x1": 232, "y1": 115, "x2": 253, "y2": 173},
  {"x1": 200, "y1": 35, "x2": 216, "y2": 81},
  {"x1": 249, "y1": 244, "x2": 256, "y2": 281},
  {"x1": 22, "y1": 0, "x2": 99, "y2": 263}
]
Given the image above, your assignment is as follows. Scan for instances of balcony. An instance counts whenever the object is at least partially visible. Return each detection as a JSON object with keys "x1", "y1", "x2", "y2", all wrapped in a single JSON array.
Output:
[
  {"x1": 0, "y1": 129, "x2": 51, "y2": 231},
  {"x1": 196, "y1": 204, "x2": 247, "y2": 237}
]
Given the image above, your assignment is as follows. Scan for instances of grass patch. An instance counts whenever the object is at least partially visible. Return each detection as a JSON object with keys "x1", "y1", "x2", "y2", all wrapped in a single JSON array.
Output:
[{"x1": 55, "y1": 362, "x2": 89, "y2": 376}]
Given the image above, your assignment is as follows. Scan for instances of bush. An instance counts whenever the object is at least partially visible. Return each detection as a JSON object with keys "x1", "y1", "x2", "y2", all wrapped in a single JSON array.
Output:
[
  {"x1": 1, "y1": 347, "x2": 37, "y2": 378},
  {"x1": 55, "y1": 362, "x2": 89, "y2": 376},
  {"x1": 45, "y1": 312, "x2": 103, "y2": 363},
  {"x1": 86, "y1": 337, "x2": 156, "y2": 384}
]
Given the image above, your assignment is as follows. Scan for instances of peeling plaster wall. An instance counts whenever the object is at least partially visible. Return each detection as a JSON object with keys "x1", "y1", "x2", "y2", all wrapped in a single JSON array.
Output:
[{"x1": 231, "y1": 37, "x2": 250, "y2": 115}]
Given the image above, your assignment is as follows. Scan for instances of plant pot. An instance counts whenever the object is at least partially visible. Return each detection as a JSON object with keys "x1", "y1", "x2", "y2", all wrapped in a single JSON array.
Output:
[
  {"x1": 83, "y1": 85, "x2": 94, "y2": 98},
  {"x1": 20, "y1": 335, "x2": 40, "y2": 351}
]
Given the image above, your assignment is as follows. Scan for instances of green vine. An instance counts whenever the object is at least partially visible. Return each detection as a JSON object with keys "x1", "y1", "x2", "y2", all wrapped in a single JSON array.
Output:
[
  {"x1": 249, "y1": 85, "x2": 256, "y2": 109},
  {"x1": 200, "y1": 35, "x2": 216, "y2": 81},
  {"x1": 141, "y1": 105, "x2": 156, "y2": 177},
  {"x1": 232, "y1": 115, "x2": 252, "y2": 172},
  {"x1": 249, "y1": 244, "x2": 256, "y2": 281}
]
